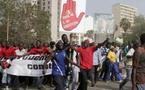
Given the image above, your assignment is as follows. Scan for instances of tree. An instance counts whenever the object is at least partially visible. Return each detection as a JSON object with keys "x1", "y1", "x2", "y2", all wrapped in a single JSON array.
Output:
[
  {"x1": 0, "y1": 0, "x2": 18, "y2": 41},
  {"x1": 124, "y1": 15, "x2": 145, "y2": 42},
  {"x1": 131, "y1": 16, "x2": 145, "y2": 40},
  {"x1": 120, "y1": 18, "x2": 131, "y2": 32},
  {"x1": 0, "y1": 0, "x2": 51, "y2": 43}
]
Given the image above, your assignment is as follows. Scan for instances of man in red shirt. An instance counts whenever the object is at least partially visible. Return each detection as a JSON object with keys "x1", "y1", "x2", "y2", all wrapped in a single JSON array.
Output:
[
  {"x1": 76, "y1": 40, "x2": 96, "y2": 70},
  {"x1": 1, "y1": 42, "x2": 16, "y2": 90},
  {"x1": 28, "y1": 41, "x2": 46, "y2": 90},
  {"x1": 0, "y1": 42, "x2": 4, "y2": 59},
  {"x1": 42, "y1": 42, "x2": 50, "y2": 54},
  {"x1": 73, "y1": 38, "x2": 109, "y2": 90},
  {"x1": 73, "y1": 40, "x2": 96, "y2": 90},
  {"x1": 0, "y1": 42, "x2": 4, "y2": 88},
  {"x1": 3, "y1": 43, "x2": 16, "y2": 59}
]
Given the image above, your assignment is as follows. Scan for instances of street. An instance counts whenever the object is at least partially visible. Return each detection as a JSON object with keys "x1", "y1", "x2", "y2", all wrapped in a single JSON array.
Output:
[
  {"x1": 89, "y1": 81, "x2": 131, "y2": 90},
  {"x1": 23, "y1": 81, "x2": 131, "y2": 90}
]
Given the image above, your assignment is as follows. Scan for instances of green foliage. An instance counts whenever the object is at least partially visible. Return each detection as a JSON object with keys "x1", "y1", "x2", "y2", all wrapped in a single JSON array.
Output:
[
  {"x1": 120, "y1": 18, "x2": 131, "y2": 32},
  {"x1": 132, "y1": 15, "x2": 145, "y2": 37},
  {"x1": 124, "y1": 15, "x2": 145, "y2": 43},
  {"x1": 0, "y1": 0, "x2": 51, "y2": 44}
]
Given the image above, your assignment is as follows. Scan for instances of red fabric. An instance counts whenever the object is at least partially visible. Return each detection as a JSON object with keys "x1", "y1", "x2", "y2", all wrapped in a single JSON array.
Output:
[
  {"x1": 12, "y1": 46, "x2": 18, "y2": 50},
  {"x1": 76, "y1": 46, "x2": 96, "y2": 69},
  {"x1": 3, "y1": 47, "x2": 16, "y2": 59},
  {"x1": 42, "y1": 47, "x2": 50, "y2": 54},
  {"x1": 28, "y1": 48, "x2": 43, "y2": 54},
  {"x1": 0, "y1": 47, "x2": 4, "y2": 57}
]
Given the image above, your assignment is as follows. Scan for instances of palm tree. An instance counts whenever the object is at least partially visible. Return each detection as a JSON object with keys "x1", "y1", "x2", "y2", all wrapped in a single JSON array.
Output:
[{"x1": 120, "y1": 18, "x2": 131, "y2": 33}]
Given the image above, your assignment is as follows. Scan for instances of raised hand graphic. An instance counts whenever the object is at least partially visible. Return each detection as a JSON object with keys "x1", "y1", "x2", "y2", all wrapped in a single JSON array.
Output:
[{"x1": 61, "y1": 0, "x2": 85, "y2": 31}]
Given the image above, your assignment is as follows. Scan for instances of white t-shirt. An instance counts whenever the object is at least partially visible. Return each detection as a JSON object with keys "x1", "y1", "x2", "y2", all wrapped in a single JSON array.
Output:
[
  {"x1": 126, "y1": 48, "x2": 135, "y2": 56},
  {"x1": 72, "y1": 51, "x2": 80, "y2": 72},
  {"x1": 15, "y1": 49, "x2": 27, "y2": 56}
]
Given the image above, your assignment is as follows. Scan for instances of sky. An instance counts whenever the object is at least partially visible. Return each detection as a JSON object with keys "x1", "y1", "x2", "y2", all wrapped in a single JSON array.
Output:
[{"x1": 86, "y1": 0, "x2": 145, "y2": 16}]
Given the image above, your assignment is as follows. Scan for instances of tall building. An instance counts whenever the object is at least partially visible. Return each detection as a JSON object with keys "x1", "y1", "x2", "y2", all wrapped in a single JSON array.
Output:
[
  {"x1": 84, "y1": 15, "x2": 94, "y2": 32},
  {"x1": 26, "y1": 0, "x2": 38, "y2": 5},
  {"x1": 93, "y1": 13, "x2": 115, "y2": 43},
  {"x1": 38, "y1": 0, "x2": 60, "y2": 41},
  {"x1": 26, "y1": 0, "x2": 60, "y2": 41},
  {"x1": 112, "y1": 3, "x2": 137, "y2": 26},
  {"x1": 50, "y1": 0, "x2": 61, "y2": 41},
  {"x1": 37, "y1": 0, "x2": 51, "y2": 11}
]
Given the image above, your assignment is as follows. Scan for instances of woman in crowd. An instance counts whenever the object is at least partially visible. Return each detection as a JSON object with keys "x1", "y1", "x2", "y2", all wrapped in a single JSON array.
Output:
[{"x1": 104, "y1": 45, "x2": 122, "y2": 82}]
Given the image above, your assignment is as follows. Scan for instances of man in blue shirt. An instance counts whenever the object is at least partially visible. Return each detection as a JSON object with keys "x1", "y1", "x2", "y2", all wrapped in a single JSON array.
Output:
[{"x1": 44, "y1": 40, "x2": 79, "y2": 90}]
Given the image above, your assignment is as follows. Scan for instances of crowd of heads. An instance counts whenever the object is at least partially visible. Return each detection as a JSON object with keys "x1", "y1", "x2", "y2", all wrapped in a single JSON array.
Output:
[{"x1": 0, "y1": 32, "x2": 145, "y2": 54}]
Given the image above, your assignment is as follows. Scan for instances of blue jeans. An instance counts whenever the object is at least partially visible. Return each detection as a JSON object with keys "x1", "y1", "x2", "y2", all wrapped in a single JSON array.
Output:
[
  {"x1": 136, "y1": 83, "x2": 145, "y2": 90},
  {"x1": 104, "y1": 62, "x2": 122, "y2": 81},
  {"x1": 119, "y1": 68, "x2": 132, "y2": 89}
]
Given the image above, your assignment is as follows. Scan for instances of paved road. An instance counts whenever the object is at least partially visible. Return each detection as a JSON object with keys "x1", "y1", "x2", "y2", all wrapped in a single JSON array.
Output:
[
  {"x1": 89, "y1": 81, "x2": 131, "y2": 90},
  {"x1": 0, "y1": 81, "x2": 131, "y2": 90}
]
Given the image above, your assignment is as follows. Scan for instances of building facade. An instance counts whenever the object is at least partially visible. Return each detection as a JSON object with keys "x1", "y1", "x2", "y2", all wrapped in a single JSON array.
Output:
[
  {"x1": 93, "y1": 13, "x2": 115, "y2": 43},
  {"x1": 112, "y1": 3, "x2": 137, "y2": 26},
  {"x1": 38, "y1": 0, "x2": 60, "y2": 41},
  {"x1": 26, "y1": 0, "x2": 60, "y2": 41}
]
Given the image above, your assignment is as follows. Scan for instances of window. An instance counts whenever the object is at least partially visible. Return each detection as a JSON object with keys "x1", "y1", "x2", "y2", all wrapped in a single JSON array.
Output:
[
  {"x1": 48, "y1": 6, "x2": 50, "y2": 9},
  {"x1": 37, "y1": 1, "x2": 40, "y2": 4},
  {"x1": 43, "y1": 7, "x2": 45, "y2": 10},
  {"x1": 48, "y1": 1, "x2": 50, "y2": 4},
  {"x1": 43, "y1": 2, "x2": 45, "y2": 6}
]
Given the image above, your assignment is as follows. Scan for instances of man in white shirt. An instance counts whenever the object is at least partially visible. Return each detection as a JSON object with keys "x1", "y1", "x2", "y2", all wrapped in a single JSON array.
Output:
[
  {"x1": 15, "y1": 44, "x2": 27, "y2": 56},
  {"x1": 11, "y1": 43, "x2": 27, "y2": 90},
  {"x1": 91, "y1": 44, "x2": 102, "y2": 86}
]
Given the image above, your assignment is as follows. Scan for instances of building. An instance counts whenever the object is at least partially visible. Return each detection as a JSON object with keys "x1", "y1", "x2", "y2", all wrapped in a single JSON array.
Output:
[
  {"x1": 38, "y1": 0, "x2": 60, "y2": 41},
  {"x1": 26, "y1": 0, "x2": 51, "y2": 11},
  {"x1": 93, "y1": 13, "x2": 115, "y2": 43},
  {"x1": 84, "y1": 15, "x2": 94, "y2": 32},
  {"x1": 25, "y1": 0, "x2": 38, "y2": 5},
  {"x1": 26, "y1": 0, "x2": 60, "y2": 41},
  {"x1": 50, "y1": 0, "x2": 60, "y2": 41},
  {"x1": 112, "y1": 3, "x2": 137, "y2": 26}
]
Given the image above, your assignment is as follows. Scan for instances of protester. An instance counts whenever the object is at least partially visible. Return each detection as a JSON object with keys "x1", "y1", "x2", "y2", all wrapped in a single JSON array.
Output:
[
  {"x1": 2, "y1": 42, "x2": 16, "y2": 90},
  {"x1": 119, "y1": 42, "x2": 139, "y2": 90},
  {"x1": 11, "y1": 43, "x2": 27, "y2": 90},
  {"x1": 44, "y1": 40, "x2": 79, "y2": 90},
  {"x1": 0, "y1": 42, "x2": 3, "y2": 58},
  {"x1": 132, "y1": 33, "x2": 145, "y2": 90},
  {"x1": 0, "y1": 42, "x2": 4, "y2": 86},
  {"x1": 100, "y1": 42, "x2": 110, "y2": 79},
  {"x1": 104, "y1": 45, "x2": 122, "y2": 82},
  {"x1": 50, "y1": 41, "x2": 56, "y2": 51},
  {"x1": 61, "y1": 34, "x2": 71, "y2": 89},
  {"x1": 15, "y1": 43, "x2": 27, "y2": 56},
  {"x1": 72, "y1": 39, "x2": 96, "y2": 90},
  {"x1": 28, "y1": 41, "x2": 44, "y2": 90},
  {"x1": 92, "y1": 43, "x2": 102, "y2": 86},
  {"x1": 42, "y1": 42, "x2": 53, "y2": 87}
]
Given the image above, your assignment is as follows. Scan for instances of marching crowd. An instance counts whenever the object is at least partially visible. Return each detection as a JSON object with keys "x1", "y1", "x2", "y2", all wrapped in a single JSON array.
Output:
[{"x1": 0, "y1": 33, "x2": 145, "y2": 90}]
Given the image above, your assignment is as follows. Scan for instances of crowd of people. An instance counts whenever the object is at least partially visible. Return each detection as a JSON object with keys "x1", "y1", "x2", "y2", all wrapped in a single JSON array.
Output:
[{"x1": 0, "y1": 33, "x2": 145, "y2": 90}]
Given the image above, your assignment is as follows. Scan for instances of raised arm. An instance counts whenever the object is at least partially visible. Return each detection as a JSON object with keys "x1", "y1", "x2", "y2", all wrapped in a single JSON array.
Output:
[
  {"x1": 65, "y1": 56, "x2": 80, "y2": 68},
  {"x1": 43, "y1": 52, "x2": 54, "y2": 74}
]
